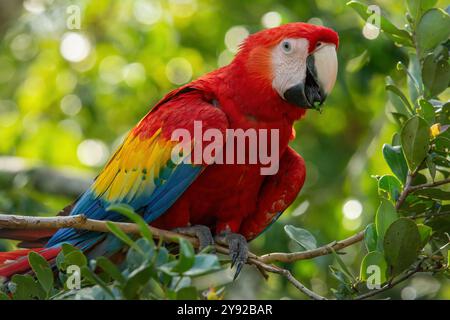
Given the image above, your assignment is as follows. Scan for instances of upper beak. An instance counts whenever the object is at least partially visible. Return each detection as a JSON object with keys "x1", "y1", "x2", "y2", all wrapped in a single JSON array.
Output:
[{"x1": 284, "y1": 44, "x2": 337, "y2": 110}]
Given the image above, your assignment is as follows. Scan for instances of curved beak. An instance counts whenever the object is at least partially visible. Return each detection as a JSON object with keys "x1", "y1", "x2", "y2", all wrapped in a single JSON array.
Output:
[{"x1": 284, "y1": 44, "x2": 338, "y2": 109}]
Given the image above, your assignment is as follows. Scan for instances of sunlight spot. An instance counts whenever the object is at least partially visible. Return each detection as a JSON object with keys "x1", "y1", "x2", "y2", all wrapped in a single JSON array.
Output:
[
  {"x1": 225, "y1": 26, "x2": 249, "y2": 53},
  {"x1": 77, "y1": 139, "x2": 109, "y2": 167},
  {"x1": 23, "y1": 0, "x2": 45, "y2": 14},
  {"x1": 10, "y1": 34, "x2": 37, "y2": 61},
  {"x1": 217, "y1": 50, "x2": 234, "y2": 67},
  {"x1": 166, "y1": 57, "x2": 192, "y2": 85},
  {"x1": 60, "y1": 94, "x2": 82, "y2": 116},
  {"x1": 60, "y1": 32, "x2": 91, "y2": 63},
  {"x1": 134, "y1": 0, "x2": 163, "y2": 25},
  {"x1": 342, "y1": 199, "x2": 363, "y2": 220},
  {"x1": 307, "y1": 17, "x2": 323, "y2": 26},
  {"x1": 261, "y1": 11, "x2": 282, "y2": 28},
  {"x1": 363, "y1": 23, "x2": 380, "y2": 40}
]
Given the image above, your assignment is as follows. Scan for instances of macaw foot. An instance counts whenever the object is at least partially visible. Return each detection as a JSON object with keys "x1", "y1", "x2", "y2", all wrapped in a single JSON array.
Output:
[
  {"x1": 215, "y1": 232, "x2": 248, "y2": 280},
  {"x1": 173, "y1": 225, "x2": 215, "y2": 251}
]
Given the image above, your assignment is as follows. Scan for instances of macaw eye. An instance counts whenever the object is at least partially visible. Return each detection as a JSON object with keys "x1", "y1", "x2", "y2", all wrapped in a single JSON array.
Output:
[{"x1": 281, "y1": 40, "x2": 293, "y2": 54}]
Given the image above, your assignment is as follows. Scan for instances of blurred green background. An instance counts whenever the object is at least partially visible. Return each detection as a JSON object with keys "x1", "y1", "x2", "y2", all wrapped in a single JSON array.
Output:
[{"x1": 0, "y1": 0, "x2": 448, "y2": 299}]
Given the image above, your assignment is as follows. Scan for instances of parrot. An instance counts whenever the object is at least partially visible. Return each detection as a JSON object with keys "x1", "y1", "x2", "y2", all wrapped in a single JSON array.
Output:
[{"x1": 0, "y1": 22, "x2": 338, "y2": 279}]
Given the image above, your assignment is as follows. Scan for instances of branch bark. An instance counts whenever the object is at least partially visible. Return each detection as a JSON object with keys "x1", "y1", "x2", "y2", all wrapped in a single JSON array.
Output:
[{"x1": 0, "y1": 213, "x2": 344, "y2": 300}]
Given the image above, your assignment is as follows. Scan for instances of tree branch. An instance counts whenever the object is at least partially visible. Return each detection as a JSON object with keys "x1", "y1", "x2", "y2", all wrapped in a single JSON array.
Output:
[
  {"x1": 259, "y1": 231, "x2": 364, "y2": 264},
  {"x1": 0, "y1": 213, "x2": 338, "y2": 300}
]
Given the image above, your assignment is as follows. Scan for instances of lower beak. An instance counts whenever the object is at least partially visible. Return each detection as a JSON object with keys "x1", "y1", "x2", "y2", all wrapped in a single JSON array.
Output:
[{"x1": 283, "y1": 55, "x2": 326, "y2": 110}]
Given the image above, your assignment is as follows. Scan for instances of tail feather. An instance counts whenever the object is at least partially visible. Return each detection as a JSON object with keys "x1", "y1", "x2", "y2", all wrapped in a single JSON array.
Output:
[{"x1": 0, "y1": 247, "x2": 61, "y2": 279}]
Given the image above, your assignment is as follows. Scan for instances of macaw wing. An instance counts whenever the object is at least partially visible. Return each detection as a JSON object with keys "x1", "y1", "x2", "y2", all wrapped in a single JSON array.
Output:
[{"x1": 47, "y1": 89, "x2": 228, "y2": 247}]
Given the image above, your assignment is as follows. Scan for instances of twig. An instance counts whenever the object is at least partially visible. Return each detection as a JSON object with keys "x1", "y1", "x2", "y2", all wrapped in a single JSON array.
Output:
[
  {"x1": 396, "y1": 174, "x2": 414, "y2": 210},
  {"x1": 259, "y1": 231, "x2": 364, "y2": 264},
  {"x1": 354, "y1": 260, "x2": 424, "y2": 300},
  {"x1": 248, "y1": 259, "x2": 327, "y2": 300},
  {"x1": 408, "y1": 178, "x2": 450, "y2": 193}
]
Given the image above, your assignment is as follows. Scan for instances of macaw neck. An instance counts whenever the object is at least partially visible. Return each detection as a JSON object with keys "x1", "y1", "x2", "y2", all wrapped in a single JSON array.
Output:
[{"x1": 217, "y1": 62, "x2": 306, "y2": 126}]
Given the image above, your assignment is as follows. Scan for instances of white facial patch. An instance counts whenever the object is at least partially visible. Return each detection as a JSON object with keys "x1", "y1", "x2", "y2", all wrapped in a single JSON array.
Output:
[{"x1": 271, "y1": 38, "x2": 309, "y2": 100}]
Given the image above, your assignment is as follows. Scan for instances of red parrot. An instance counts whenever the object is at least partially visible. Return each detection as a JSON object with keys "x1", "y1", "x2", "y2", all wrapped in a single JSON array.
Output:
[{"x1": 0, "y1": 22, "x2": 338, "y2": 279}]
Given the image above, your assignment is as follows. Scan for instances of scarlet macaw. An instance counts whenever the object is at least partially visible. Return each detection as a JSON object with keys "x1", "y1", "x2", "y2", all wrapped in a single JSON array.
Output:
[{"x1": 0, "y1": 22, "x2": 338, "y2": 278}]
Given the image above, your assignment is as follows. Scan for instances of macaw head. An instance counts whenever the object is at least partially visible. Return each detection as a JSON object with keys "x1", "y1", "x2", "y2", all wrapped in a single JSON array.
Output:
[{"x1": 233, "y1": 22, "x2": 339, "y2": 110}]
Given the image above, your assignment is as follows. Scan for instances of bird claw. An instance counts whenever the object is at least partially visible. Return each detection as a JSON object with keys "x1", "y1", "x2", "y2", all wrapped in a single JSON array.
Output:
[
  {"x1": 216, "y1": 232, "x2": 248, "y2": 280},
  {"x1": 173, "y1": 225, "x2": 215, "y2": 252}
]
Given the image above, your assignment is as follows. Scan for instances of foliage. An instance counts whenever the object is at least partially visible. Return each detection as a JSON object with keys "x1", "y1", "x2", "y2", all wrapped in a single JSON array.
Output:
[{"x1": 1, "y1": 212, "x2": 224, "y2": 300}]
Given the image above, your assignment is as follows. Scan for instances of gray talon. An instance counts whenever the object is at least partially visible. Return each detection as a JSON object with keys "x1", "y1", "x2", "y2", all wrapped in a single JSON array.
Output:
[
  {"x1": 173, "y1": 225, "x2": 215, "y2": 251},
  {"x1": 216, "y1": 232, "x2": 248, "y2": 280}
]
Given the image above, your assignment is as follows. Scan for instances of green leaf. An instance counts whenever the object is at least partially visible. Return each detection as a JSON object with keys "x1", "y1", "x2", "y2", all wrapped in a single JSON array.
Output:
[
  {"x1": 418, "y1": 99, "x2": 435, "y2": 124},
  {"x1": 330, "y1": 248, "x2": 356, "y2": 282},
  {"x1": 125, "y1": 238, "x2": 154, "y2": 270},
  {"x1": 383, "y1": 218, "x2": 421, "y2": 276},
  {"x1": 106, "y1": 221, "x2": 142, "y2": 254},
  {"x1": 346, "y1": 50, "x2": 370, "y2": 73},
  {"x1": 176, "y1": 286, "x2": 198, "y2": 300},
  {"x1": 375, "y1": 199, "x2": 399, "y2": 251},
  {"x1": 184, "y1": 254, "x2": 221, "y2": 277},
  {"x1": 173, "y1": 238, "x2": 195, "y2": 273},
  {"x1": 10, "y1": 274, "x2": 46, "y2": 300},
  {"x1": 0, "y1": 291, "x2": 9, "y2": 300},
  {"x1": 407, "y1": 54, "x2": 423, "y2": 103},
  {"x1": 96, "y1": 256, "x2": 126, "y2": 284},
  {"x1": 416, "y1": 8, "x2": 450, "y2": 57},
  {"x1": 364, "y1": 223, "x2": 378, "y2": 252},
  {"x1": 417, "y1": 224, "x2": 432, "y2": 247},
  {"x1": 28, "y1": 251, "x2": 54, "y2": 295},
  {"x1": 406, "y1": 0, "x2": 438, "y2": 26},
  {"x1": 422, "y1": 53, "x2": 450, "y2": 97},
  {"x1": 107, "y1": 204, "x2": 154, "y2": 245},
  {"x1": 284, "y1": 225, "x2": 317, "y2": 251},
  {"x1": 413, "y1": 188, "x2": 450, "y2": 200},
  {"x1": 347, "y1": 1, "x2": 412, "y2": 42},
  {"x1": 401, "y1": 116, "x2": 430, "y2": 171},
  {"x1": 378, "y1": 174, "x2": 402, "y2": 202},
  {"x1": 386, "y1": 84, "x2": 414, "y2": 115},
  {"x1": 56, "y1": 244, "x2": 87, "y2": 271},
  {"x1": 360, "y1": 251, "x2": 388, "y2": 284},
  {"x1": 122, "y1": 265, "x2": 153, "y2": 299},
  {"x1": 81, "y1": 266, "x2": 115, "y2": 299},
  {"x1": 386, "y1": 77, "x2": 412, "y2": 117},
  {"x1": 382, "y1": 144, "x2": 408, "y2": 183},
  {"x1": 159, "y1": 254, "x2": 221, "y2": 277},
  {"x1": 426, "y1": 154, "x2": 437, "y2": 180},
  {"x1": 434, "y1": 136, "x2": 450, "y2": 152}
]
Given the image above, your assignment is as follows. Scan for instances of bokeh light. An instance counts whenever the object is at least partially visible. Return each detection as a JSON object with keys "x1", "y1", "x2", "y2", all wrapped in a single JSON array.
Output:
[
  {"x1": 342, "y1": 199, "x2": 363, "y2": 220},
  {"x1": 77, "y1": 139, "x2": 109, "y2": 167},
  {"x1": 165, "y1": 57, "x2": 192, "y2": 85},
  {"x1": 23, "y1": 0, "x2": 45, "y2": 14},
  {"x1": 133, "y1": 0, "x2": 163, "y2": 25},
  {"x1": 60, "y1": 32, "x2": 91, "y2": 63},
  {"x1": 261, "y1": 11, "x2": 282, "y2": 28},
  {"x1": 60, "y1": 94, "x2": 82, "y2": 116},
  {"x1": 224, "y1": 26, "x2": 249, "y2": 53}
]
